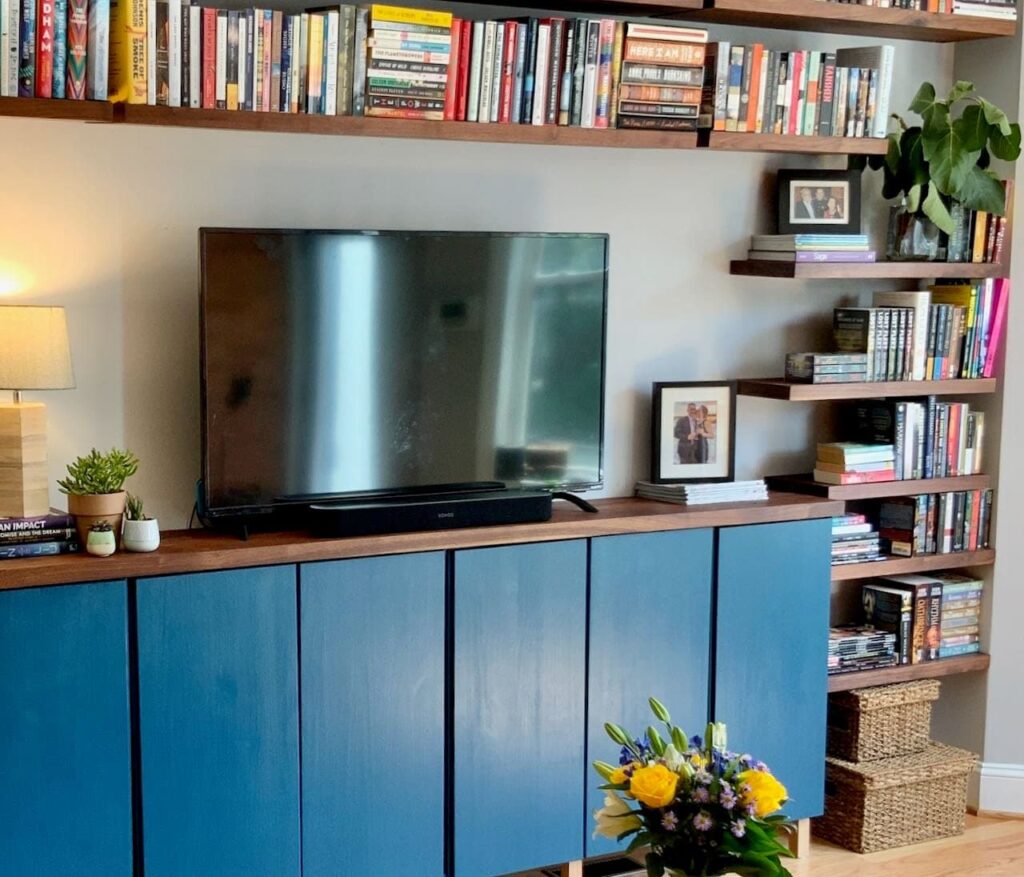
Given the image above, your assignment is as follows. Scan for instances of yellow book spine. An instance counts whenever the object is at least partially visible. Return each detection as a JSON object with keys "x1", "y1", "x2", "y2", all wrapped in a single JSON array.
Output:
[
  {"x1": 308, "y1": 15, "x2": 324, "y2": 107},
  {"x1": 608, "y1": 21, "x2": 624, "y2": 128},
  {"x1": 108, "y1": 0, "x2": 148, "y2": 103},
  {"x1": 971, "y1": 212, "x2": 988, "y2": 263},
  {"x1": 370, "y1": 4, "x2": 452, "y2": 29}
]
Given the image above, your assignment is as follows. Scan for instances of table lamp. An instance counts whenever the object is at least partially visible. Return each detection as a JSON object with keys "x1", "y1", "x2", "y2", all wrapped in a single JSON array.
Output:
[{"x1": 0, "y1": 306, "x2": 75, "y2": 518}]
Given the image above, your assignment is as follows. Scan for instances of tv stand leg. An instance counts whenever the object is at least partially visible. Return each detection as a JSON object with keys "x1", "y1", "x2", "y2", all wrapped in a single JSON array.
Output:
[{"x1": 551, "y1": 491, "x2": 599, "y2": 514}]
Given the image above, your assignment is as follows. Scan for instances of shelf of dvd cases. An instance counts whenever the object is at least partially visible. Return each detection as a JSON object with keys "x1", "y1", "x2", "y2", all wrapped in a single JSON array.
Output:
[
  {"x1": 737, "y1": 377, "x2": 998, "y2": 401},
  {"x1": 674, "y1": 0, "x2": 1016, "y2": 43},
  {"x1": 729, "y1": 259, "x2": 1008, "y2": 279},
  {"x1": 830, "y1": 547, "x2": 995, "y2": 581},
  {"x1": 827, "y1": 652, "x2": 991, "y2": 692},
  {"x1": 767, "y1": 472, "x2": 992, "y2": 500}
]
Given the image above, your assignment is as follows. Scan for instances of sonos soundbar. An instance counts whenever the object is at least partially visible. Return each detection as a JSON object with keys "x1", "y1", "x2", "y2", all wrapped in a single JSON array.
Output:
[{"x1": 308, "y1": 488, "x2": 553, "y2": 537}]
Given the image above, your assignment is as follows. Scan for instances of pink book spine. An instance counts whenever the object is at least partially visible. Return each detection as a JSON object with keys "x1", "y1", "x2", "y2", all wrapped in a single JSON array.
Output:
[{"x1": 983, "y1": 277, "x2": 1009, "y2": 378}]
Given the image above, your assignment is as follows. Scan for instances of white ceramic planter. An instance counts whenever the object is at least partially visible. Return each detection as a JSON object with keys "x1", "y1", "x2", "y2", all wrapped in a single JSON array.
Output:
[
  {"x1": 86, "y1": 529, "x2": 117, "y2": 557},
  {"x1": 123, "y1": 518, "x2": 161, "y2": 553}
]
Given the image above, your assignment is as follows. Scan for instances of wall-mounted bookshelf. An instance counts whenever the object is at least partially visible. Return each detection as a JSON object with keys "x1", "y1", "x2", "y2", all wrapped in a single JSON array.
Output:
[
  {"x1": 699, "y1": 131, "x2": 889, "y2": 155},
  {"x1": 0, "y1": 96, "x2": 115, "y2": 123},
  {"x1": 738, "y1": 377, "x2": 998, "y2": 401},
  {"x1": 828, "y1": 653, "x2": 991, "y2": 693},
  {"x1": 831, "y1": 548, "x2": 996, "y2": 582},
  {"x1": 730, "y1": 259, "x2": 1007, "y2": 280},
  {"x1": 768, "y1": 473, "x2": 992, "y2": 501}
]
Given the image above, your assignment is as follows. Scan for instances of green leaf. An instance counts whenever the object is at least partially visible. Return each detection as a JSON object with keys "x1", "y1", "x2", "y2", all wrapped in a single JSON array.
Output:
[
  {"x1": 979, "y1": 97, "x2": 1012, "y2": 136},
  {"x1": 649, "y1": 697, "x2": 671, "y2": 724},
  {"x1": 921, "y1": 100, "x2": 950, "y2": 142},
  {"x1": 909, "y1": 81, "x2": 938, "y2": 118},
  {"x1": 922, "y1": 183, "x2": 956, "y2": 234},
  {"x1": 899, "y1": 127, "x2": 929, "y2": 188},
  {"x1": 953, "y1": 104, "x2": 989, "y2": 153},
  {"x1": 645, "y1": 852, "x2": 664, "y2": 877},
  {"x1": 946, "y1": 80, "x2": 975, "y2": 105},
  {"x1": 923, "y1": 124, "x2": 977, "y2": 195},
  {"x1": 885, "y1": 131, "x2": 901, "y2": 175},
  {"x1": 848, "y1": 154, "x2": 867, "y2": 172},
  {"x1": 906, "y1": 183, "x2": 922, "y2": 214},
  {"x1": 957, "y1": 165, "x2": 1007, "y2": 214},
  {"x1": 990, "y1": 122, "x2": 1022, "y2": 161}
]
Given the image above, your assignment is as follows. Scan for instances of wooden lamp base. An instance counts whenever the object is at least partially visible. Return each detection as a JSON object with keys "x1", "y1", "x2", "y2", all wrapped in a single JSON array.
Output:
[{"x1": 0, "y1": 402, "x2": 50, "y2": 519}]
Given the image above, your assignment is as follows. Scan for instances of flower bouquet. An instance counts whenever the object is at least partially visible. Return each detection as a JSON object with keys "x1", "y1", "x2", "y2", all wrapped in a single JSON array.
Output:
[{"x1": 593, "y1": 698, "x2": 795, "y2": 877}]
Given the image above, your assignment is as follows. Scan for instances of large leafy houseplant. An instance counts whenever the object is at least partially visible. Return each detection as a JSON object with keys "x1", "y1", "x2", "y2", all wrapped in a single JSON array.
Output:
[{"x1": 869, "y1": 80, "x2": 1021, "y2": 235}]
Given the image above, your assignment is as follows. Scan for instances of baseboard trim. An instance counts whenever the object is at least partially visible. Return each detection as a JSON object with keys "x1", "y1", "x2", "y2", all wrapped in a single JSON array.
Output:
[{"x1": 974, "y1": 762, "x2": 1024, "y2": 816}]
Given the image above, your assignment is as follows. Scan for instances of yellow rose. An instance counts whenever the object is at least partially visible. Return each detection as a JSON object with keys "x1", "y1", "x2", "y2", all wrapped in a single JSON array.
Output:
[
  {"x1": 628, "y1": 764, "x2": 679, "y2": 809},
  {"x1": 738, "y1": 769, "x2": 788, "y2": 818},
  {"x1": 609, "y1": 762, "x2": 640, "y2": 785}
]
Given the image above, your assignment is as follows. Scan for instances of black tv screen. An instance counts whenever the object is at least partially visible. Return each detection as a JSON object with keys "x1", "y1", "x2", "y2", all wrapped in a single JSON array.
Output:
[{"x1": 199, "y1": 229, "x2": 607, "y2": 517}]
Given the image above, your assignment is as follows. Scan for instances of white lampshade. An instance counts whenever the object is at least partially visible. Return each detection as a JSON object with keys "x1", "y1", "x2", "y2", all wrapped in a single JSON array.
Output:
[{"x1": 0, "y1": 305, "x2": 75, "y2": 390}]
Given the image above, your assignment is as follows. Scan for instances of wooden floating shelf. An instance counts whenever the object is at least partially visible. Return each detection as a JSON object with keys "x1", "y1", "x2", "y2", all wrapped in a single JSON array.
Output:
[
  {"x1": 767, "y1": 473, "x2": 992, "y2": 500},
  {"x1": 738, "y1": 377, "x2": 998, "y2": 401},
  {"x1": 699, "y1": 131, "x2": 888, "y2": 155},
  {"x1": 828, "y1": 653, "x2": 991, "y2": 692},
  {"x1": 674, "y1": 0, "x2": 1016, "y2": 43},
  {"x1": 831, "y1": 548, "x2": 995, "y2": 582},
  {"x1": 730, "y1": 259, "x2": 1007, "y2": 279},
  {"x1": 0, "y1": 95, "x2": 115, "y2": 123}
]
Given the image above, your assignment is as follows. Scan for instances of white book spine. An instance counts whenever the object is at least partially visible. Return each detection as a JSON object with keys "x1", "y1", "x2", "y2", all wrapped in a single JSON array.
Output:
[
  {"x1": 215, "y1": 12, "x2": 227, "y2": 105},
  {"x1": 532, "y1": 24, "x2": 550, "y2": 126},
  {"x1": 168, "y1": 0, "x2": 181, "y2": 107},
  {"x1": 754, "y1": 48, "x2": 768, "y2": 134},
  {"x1": 873, "y1": 45, "x2": 894, "y2": 138},
  {"x1": 188, "y1": 5, "x2": 200, "y2": 107},
  {"x1": 489, "y1": 21, "x2": 504, "y2": 123},
  {"x1": 87, "y1": 0, "x2": 110, "y2": 99},
  {"x1": 298, "y1": 13, "x2": 308, "y2": 111},
  {"x1": 324, "y1": 10, "x2": 339, "y2": 115},
  {"x1": 477, "y1": 21, "x2": 495, "y2": 125},
  {"x1": 466, "y1": 20, "x2": 483, "y2": 123},
  {"x1": 581, "y1": 23, "x2": 598, "y2": 129},
  {"x1": 0, "y1": 0, "x2": 10, "y2": 97},
  {"x1": 237, "y1": 15, "x2": 247, "y2": 108},
  {"x1": 147, "y1": 0, "x2": 156, "y2": 105},
  {"x1": 288, "y1": 16, "x2": 298, "y2": 112}
]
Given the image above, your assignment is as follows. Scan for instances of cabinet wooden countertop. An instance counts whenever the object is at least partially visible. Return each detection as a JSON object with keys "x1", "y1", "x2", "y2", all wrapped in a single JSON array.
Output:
[{"x1": 0, "y1": 492, "x2": 844, "y2": 591}]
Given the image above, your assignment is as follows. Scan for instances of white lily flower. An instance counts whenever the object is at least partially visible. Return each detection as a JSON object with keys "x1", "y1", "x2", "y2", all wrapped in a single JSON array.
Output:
[
  {"x1": 663, "y1": 743, "x2": 685, "y2": 773},
  {"x1": 593, "y1": 791, "x2": 642, "y2": 840}
]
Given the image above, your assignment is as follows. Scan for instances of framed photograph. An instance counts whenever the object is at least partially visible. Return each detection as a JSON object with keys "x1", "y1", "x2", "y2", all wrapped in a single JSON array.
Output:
[
  {"x1": 650, "y1": 381, "x2": 736, "y2": 484},
  {"x1": 777, "y1": 169, "x2": 861, "y2": 235}
]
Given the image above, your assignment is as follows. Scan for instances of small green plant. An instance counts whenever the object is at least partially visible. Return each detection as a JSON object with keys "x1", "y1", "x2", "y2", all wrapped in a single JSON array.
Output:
[
  {"x1": 868, "y1": 80, "x2": 1021, "y2": 234},
  {"x1": 58, "y1": 448, "x2": 139, "y2": 496},
  {"x1": 126, "y1": 493, "x2": 150, "y2": 521},
  {"x1": 89, "y1": 520, "x2": 113, "y2": 533}
]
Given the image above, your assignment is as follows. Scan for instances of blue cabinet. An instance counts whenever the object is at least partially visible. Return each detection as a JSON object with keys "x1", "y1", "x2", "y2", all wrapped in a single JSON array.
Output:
[
  {"x1": 454, "y1": 540, "x2": 588, "y2": 877},
  {"x1": 0, "y1": 581, "x2": 132, "y2": 876},
  {"x1": 300, "y1": 553, "x2": 446, "y2": 877},
  {"x1": 136, "y1": 567, "x2": 300, "y2": 877},
  {"x1": 714, "y1": 519, "x2": 831, "y2": 820},
  {"x1": 587, "y1": 529, "x2": 714, "y2": 857}
]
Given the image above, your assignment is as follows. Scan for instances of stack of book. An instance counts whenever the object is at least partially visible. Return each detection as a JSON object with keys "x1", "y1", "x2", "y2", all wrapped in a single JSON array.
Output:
[
  {"x1": 877, "y1": 490, "x2": 994, "y2": 556},
  {"x1": 862, "y1": 575, "x2": 943, "y2": 665},
  {"x1": 785, "y1": 353, "x2": 868, "y2": 384},
  {"x1": 747, "y1": 234, "x2": 875, "y2": 264},
  {"x1": 617, "y1": 22, "x2": 707, "y2": 131},
  {"x1": 635, "y1": 479, "x2": 768, "y2": 505},
  {"x1": 832, "y1": 281, "x2": 1009, "y2": 383},
  {"x1": 849, "y1": 398, "x2": 986, "y2": 481},
  {"x1": 831, "y1": 512, "x2": 886, "y2": 567},
  {"x1": 952, "y1": 0, "x2": 1018, "y2": 20},
  {"x1": 0, "y1": 510, "x2": 79, "y2": 559},
  {"x1": 701, "y1": 43, "x2": 893, "y2": 138},
  {"x1": 815, "y1": 441, "x2": 895, "y2": 486},
  {"x1": 936, "y1": 573, "x2": 983, "y2": 658},
  {"x1": 828, "y1": 625, "x2": 898, "y2": 676}
]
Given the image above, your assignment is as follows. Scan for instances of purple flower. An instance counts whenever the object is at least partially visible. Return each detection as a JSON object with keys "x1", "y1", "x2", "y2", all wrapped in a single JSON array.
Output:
[
  {"x1": 746, "y1": 802, "x2": 757, "y2": 817},
  {"x1": 690, "y1": 735, "x2": 703, "y2": 748},
  {"x1": 754, "y1": 761, "x2": 769, "y2": 772},
  {"x1": 693, "y1": 811, "x2": 714, "y2": 832},
  {"x1": 692, "y1": 787, "x2": 710, "y2": 803},
  {"x1": 661, "y1": 812, "x2": 680, "y2": 832},
  {"x1": 731, "y1": 818, "x2": 747, "y2": 838},
  {"x1": 694, "y1": 768, "x2": 713, "y2": 786},
  {"x1": 719, "y1": 787, "x2": 737, "y2": 810}
]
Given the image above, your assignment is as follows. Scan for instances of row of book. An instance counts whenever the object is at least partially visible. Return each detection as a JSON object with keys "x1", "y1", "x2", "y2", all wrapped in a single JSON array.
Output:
[
  {"x1": 635, "y1": 479, "x2": 769, "y2": 505},
  {"x1": 703, "y1": 44, "x2": 893, "y2": 139},
  {"x1": 0, "y1": 509, "x2": 79, "y2": 559},
  {"x1": 879, "y1": 490, "x2": 994, "y2": 556},
  {"x1": 827, "y1": 281, "x2": 1008, "y2": 383},
  {"x1": 888, "y1": 198, "x2": 1010, "y2": 264},
  {"x1": 823, "y1": 0, "x2": 1016, "y2": 18},
  {"x1": 749, "y1": 234, "x2": 874, "y2": 265}
]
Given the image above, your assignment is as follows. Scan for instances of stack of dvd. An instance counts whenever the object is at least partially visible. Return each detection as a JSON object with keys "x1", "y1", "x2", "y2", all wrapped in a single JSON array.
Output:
[
  {"x1": 0, "y1": 510, "x2": 80, "y2": 560},
  {"x1": 828, "y1": 625, "x2": 898, "y2": 675},
  {"x1": 786, "y1": 352, "x2": 869, "y2": 384},
  {"x1": 830, "y1": 513, "x2": 886, "y2": 567}
]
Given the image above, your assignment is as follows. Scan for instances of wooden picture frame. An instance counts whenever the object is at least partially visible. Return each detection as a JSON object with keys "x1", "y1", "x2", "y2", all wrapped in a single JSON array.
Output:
[
  {"x1": 777, "y1": 169, "x2": 861, "y2": 235},
  {"x1": 650, "y1": 381, "x2": 737, "y2": 484}
]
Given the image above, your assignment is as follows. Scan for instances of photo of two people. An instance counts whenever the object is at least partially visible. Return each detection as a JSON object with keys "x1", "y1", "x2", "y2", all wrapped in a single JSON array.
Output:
[{"x1": 672, "y1": 401, "x2": 717, "y2": 465}]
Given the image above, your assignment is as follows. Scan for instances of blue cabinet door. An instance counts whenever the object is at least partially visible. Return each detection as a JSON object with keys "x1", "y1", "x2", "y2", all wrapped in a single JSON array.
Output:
[
  {"x1": 300, "y1": 553, "x2": 446, "y2": 877},
  {"x1": 715, "y1": 519, "x2": 831, "y2": 820},
  {"x1": 0, "y1": 581, "x2": 132, "y2": 876},
  {"x1": 587, "y1": 529, "x2": 714, "y2": 858},
  {"x1": 136, "y1": 567, "x2": 300, "y2": 877},
  {"x1": 454, "y1": 540, "x2": 587, "y2": 877}
]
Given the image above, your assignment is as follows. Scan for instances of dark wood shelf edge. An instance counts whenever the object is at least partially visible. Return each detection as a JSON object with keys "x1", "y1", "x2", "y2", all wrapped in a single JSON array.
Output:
[
  {"x1": 737, "y1": 377, "x2": 999, "y2": 401},
  {"x1": 730, "y1": 259, "x2": 1007, "y2": 279},
  {"x1": 699, "y1": 130, "x2": 889, "y2": 155},
  {"x1": 828, "y1": 653, "x2": 991, "y2": 692},
  {"x1": 767, "y1": 473, "x2": 993, "y2": 500},
  {"x1": 831, "y1": 548, "x2": 995, "y2": 581},
  {"x1": 0, "y1": 95, "x2": 115, "y2": 122}
]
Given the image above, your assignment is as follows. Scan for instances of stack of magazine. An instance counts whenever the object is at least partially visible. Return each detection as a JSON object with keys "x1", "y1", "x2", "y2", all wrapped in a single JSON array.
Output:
[{"x1": 636, "y1": 480, "x2": 768, "y2": 505}]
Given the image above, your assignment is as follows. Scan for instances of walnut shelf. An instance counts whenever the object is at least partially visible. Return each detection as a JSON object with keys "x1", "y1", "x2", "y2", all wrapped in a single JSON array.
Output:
[
  {"x1": 699, "y1": 131, "x2": 889, "y2": 155},
  {"x1": 738, "y1": 378, "x2": 998, "y2": 401},
  {"x1": 730, "y1": 259, "x2": 1007, "y2": 279},
  {"x1": 767, "y1": 473, "x2": 992, "y2": 500},
  {"x1": 828, "y1": 653, "x2": 991, "y2": 692},
  {"x1": 0, "y1": 96, "x2": 115, "y2": 123},
  {"x1": 831, "y1": 548, "x2": 995, "y2": 581}
]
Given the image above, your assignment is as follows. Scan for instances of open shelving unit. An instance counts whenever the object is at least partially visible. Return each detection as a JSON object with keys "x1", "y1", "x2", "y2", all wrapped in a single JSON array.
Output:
[
  {"x1": 767, "y1": 473, "x2": 992, "y2": 501},
  {"x1": 831, "y1": 548, "x2": 996, "y2": 582},
  {"x1": 730, "y1": 259, "x2": 1007, "y2": 280},
  {"x1": 738, "y1": 377, "x2": 998, "y2": 401},
  {"x1": 828, "y1": 653, "x2": 991, "y2": 692}
]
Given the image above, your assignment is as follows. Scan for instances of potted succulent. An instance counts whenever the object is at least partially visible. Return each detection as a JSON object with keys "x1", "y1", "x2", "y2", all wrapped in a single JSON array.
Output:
[
  {"x1": 867, "y1": 80, "x2": 1021, "y2": 260},
  {"x1": 85, "y1": 521, "x2": 117, "y2": 557},
  {"x1": 58, "y1": 448, "x2": 139, "y2": 547},
  {"x1": 122, "y1": 493, "x2": 160, "y2": 553}
]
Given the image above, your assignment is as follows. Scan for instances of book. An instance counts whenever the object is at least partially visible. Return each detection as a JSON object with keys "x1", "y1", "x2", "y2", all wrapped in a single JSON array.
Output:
[
  {"x1": 862, "y1": 584, "x2": 913, "y2": 664},
  {"x1": 817, "y1": 442, "x2": 895, "y2": 465},
  {"x1": 813, "y1": 468, "x2": 895, "y2": 485},
  {"x1": 746, "y1": 250, "x2": 877, "y2": 262},
  {"x1": 0, "y1": 510, "x2": 75, "y2": 535},
  {"x1": 0, "y1": 540, "x2": 79, "y2": 559},
  {"x1": 876, "y1": 575, "x2": 943, "y2": 663}
]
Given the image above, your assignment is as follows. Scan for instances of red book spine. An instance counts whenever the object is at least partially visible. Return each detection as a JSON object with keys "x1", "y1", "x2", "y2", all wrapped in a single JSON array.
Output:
[
  {"x1": 202, "y1": 8, "x2": 218, "y2": 109},
  {"x1": 499, "y1": 21, "x2": 516, "y2": 123},
  {"x1": 947, "y1": 403, "x2": 961, "y2": 476},
  {"x1": 35, "y1": 0, "x2": 55, "y2": 98},
  {"x1": 443, "y1": 16, "x2": 461, "y2": 121},
  {"x1": 455, "y1": 19, "x2": 471, "y2": 121},
  {"x1": 787, "y1": 50, "x2": 803, "y2": 136},
  {"x1": 66, "y1": 0, "x2": 88, "y2": 99}
]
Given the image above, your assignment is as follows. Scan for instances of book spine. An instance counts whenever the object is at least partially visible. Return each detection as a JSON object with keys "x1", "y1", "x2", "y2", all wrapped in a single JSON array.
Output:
[
  {"x1": 737, "y1": 41, "x2": 755, "y2": 133},
  {"x1": 545, "y1": 18, "x2": 562, "y2": 126},
  {"x1": 167, "y1": 0, "x2": 180, "y2": 105},
  {"x1": 323, "y1": 11, "x2": 338, "y2": 114},
  {"x1": 487, "y1": 21, "x2": 502, "y2": 122},
  {"x1": 580, "y1": 19, "x2": 598, "y2": 128},
  {"x1": 478, "y1": 20, "x2": 495, "y2": 124},
  {"x1": 499, "y1": 20, "x2": 515, "y2": 124},
  {"x1": 18, "y1": 0, "x2": 36, "y2": 96},
  {"x1": 594, "y1": 18, "x2": 613, "y2": 128},
  {"x1": 753, "y1": 45, "x2": 768, "y2": 133},
  {"x1": 607, "y1": 19, "x2": 622, "y2": 129},
  {"x1": 724, "y1": 44, "x2": 742, "y2": 132},
  {"x1": 465, "y1": 19, "x2": 483, "y2": 122},
  {"x1": 269, "y1": 9, "x2": 281, "y2": 111},
  {"x1": 50, "y1": 0, "x2": 67, "y2": 98},
  {"x1": 569, "y1": 18, "x2": 585, "y2": 127},
  {"x1": 530, "y1": 21, "x2": 548, "y2": 126},
  {"x1": 441, "y1": 15, "x2": 460, "y2": 121},
  {"x1": 350, "y1": 6, "x2": 367, "y2": 115},
  {"x1": 802, "y1": 51, "x2": 820, "y2": 135}
]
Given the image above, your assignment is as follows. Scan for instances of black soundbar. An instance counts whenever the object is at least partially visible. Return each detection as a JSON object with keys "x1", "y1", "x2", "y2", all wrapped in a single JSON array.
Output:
[{"x1": 308, "y1": 488, "x2": 553, "y2": 537}]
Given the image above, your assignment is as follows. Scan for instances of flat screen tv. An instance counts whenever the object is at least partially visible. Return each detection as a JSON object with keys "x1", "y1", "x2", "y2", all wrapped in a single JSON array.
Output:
[{"x1": 199, "y1": 228, "x2": 608, "y2": 520}]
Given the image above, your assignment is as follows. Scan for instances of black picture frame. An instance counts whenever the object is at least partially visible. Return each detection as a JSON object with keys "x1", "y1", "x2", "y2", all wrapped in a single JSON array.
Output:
[
  {"x1": 777, "y1": 169, "x2": 861, "y2": 235},
  {"x1": 650, "y1": 381, "x2": 737, "y2": 484}
]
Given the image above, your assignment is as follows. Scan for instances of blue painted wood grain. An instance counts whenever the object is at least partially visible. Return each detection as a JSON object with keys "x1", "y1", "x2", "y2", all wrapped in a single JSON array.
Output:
[
  {"x1": 587, "y1": 529, "x2": 714, "y2": 857},
  {"x1": 714, "y1": 519, "x2": 832, "y2": 820},
  {"x1": 300, "y1": 552, "x2": 446, "y2": 877},
  {"x1": 0, "y1": 581, "x2": 133, "y2": 876},
  {"x1": 454, "y1": 540, "x2": 588, "y2": 877},
  {"x1": 136, "y1": 566, "x2": 300, "y2": 877}
]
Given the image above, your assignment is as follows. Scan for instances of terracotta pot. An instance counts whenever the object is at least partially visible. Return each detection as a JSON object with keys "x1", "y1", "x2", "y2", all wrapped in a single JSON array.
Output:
[{"x1": 68, "y1": 491, "x2": 127, "y2": 548}]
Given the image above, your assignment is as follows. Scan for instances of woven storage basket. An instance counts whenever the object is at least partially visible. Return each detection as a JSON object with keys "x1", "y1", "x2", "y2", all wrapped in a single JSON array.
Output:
[
  {"x1": 827, "y1": 679, "x2": 941, "y2": 762},
  {"x1": 813, "y1": 742, "x2": 976, "y2": 854}
]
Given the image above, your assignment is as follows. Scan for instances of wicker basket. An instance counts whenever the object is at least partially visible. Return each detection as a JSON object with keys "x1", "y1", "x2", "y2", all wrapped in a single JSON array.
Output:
[
  {"x1": 813, "y1": 742, "x2": 977, "y2": 853},
  {"x1": 827, "y1": 679, "x2": 941, "y2": 762}
]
